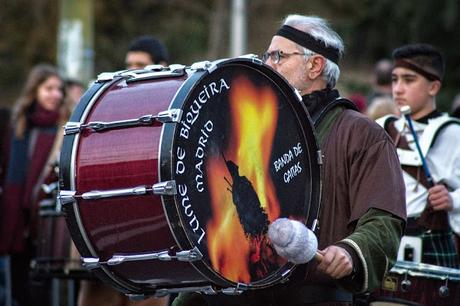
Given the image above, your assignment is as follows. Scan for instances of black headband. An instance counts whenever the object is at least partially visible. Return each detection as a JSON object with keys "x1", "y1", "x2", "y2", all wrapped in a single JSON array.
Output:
[{"x1": 276, "y1": 25, "x2": 340, "y2": 64}]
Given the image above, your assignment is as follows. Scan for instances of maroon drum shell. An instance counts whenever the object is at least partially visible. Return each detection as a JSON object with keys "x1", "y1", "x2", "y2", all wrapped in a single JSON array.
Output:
[{"x1": 73, "y1": 75, "x2": 205, "y2": 286}]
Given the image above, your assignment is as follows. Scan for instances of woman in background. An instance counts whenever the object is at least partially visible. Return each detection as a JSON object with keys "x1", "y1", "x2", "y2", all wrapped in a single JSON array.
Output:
[{"x1": 0, "y1": 64, "x2": 71, "y2": 306}]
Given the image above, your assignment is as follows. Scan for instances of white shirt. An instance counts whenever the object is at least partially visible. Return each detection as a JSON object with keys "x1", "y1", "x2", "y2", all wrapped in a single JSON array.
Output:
[{"x1": 391, "y1": 115, "x2": 460, "y2": 234}]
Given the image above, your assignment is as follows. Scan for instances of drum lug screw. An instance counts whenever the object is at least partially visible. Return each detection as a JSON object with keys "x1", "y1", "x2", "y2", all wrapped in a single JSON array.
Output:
[
  {"x1": 176, "y1": 247, "x2": 203, "y2": 262},
  {"x1": 153, "y1": 180, "x2": 177, "y2": 195},
  {"x1": 439, "y1": 278, "x2": 450, "y2": 298},
  {"x1": 82, "y1": 257, "x2": 101, "y2": 270},
  {"x1": 400, "y1": 272, "x2": 411, "y2": 292},
  {"x1": 63, "y1": 122, "x2": 82, "y2": 135},
  {"x1": 59, "y1": 190, "x2": 76, "y2": 205},
  {"x1": 191, "y1": 61, "x2": 212, "y2": 71},
  {"x1": 156, "y1": 109, "x2": 183, "y2": 123}
]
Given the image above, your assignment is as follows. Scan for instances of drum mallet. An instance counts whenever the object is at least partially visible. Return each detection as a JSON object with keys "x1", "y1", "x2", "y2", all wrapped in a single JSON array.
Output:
[
  {"x1": 400, "y1": 105, "x2": 434, "y2": 187},
  {"x1": 268, "y1": 218, "x2": 323, "y2": 264}
]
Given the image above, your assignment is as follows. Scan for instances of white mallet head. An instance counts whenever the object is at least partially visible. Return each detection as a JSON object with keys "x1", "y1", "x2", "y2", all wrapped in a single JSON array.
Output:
[{"x1": 268, "y1": 218, "x2": 318, "y2": 264}]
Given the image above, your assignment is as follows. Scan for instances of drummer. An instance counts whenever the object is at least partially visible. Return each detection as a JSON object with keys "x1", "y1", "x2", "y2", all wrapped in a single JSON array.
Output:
[
  {"x1": 125, "y1": 35, "x2": 169, "y2": 69},
  {"x1": 173, "y1": 14, "x2": 406, "y2": 306},
  {"x1": 378, "y1": 43, "x2": 460, "y2": 268}
]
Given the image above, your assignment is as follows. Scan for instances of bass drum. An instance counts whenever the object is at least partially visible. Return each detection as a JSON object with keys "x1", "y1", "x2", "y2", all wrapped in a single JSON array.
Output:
[{"x1": 59, "y1": 57, "x2": 321, "y2": 297}]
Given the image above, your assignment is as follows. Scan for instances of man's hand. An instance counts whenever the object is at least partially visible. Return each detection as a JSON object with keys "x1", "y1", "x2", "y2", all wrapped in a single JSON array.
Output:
[
  {"x1": 316, "y1": 245, "x2": 353, "y2": 279},
  {"x1": 428, "y1": 184, "x2": 453, "y2": 211}
]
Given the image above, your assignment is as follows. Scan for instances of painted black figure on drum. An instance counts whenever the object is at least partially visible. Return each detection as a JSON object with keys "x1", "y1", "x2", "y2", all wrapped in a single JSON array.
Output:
[{"x1": 224, "y1": 160, "x2": 269, "y2": 237}]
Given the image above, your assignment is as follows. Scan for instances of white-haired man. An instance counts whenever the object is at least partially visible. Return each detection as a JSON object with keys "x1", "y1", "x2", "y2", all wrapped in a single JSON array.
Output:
[{"x1": 173, "y1": 14, "x2": 406, "y2": 306}]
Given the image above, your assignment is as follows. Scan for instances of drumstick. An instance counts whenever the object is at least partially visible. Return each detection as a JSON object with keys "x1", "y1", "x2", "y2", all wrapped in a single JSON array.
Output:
[
  {"x1": 268, "y1": 218, "x2": 322, "y2": 264},
  {"x1": 400, "y1": 105, "x2": 434, "y2": 187},
  {"x1": 314, "y1": 250, "x2": 324, "y2": 262}
]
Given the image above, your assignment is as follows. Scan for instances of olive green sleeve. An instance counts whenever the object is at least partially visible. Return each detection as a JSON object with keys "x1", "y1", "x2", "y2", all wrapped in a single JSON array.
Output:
[
  {"x1": 171, "y1": 292, "x2": 208, "y2": 306},
  {"x1": 335, "y1": 208, "x2": 405, "y2": 293}
]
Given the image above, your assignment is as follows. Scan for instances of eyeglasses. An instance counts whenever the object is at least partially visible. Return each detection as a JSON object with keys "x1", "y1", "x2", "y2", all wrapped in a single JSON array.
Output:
[{"x1": 262, "y1": 50, "x2": 308, "y2": 64}]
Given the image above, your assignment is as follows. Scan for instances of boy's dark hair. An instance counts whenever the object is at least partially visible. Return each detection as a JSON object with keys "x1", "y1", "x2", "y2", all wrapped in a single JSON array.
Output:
[
  {"x1": 128, "y1": 36, "x2": 169, "y2": 64},
  {"x1": 392, "y1": 43, "x2": 444, "y2": 81}
]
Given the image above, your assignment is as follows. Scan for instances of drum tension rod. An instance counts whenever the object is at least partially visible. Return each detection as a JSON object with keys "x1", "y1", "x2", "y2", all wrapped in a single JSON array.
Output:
[
  {"x1": 64, "y1": 109, "x2": 182, "y2": 135},
  {"x1": 82, "y1": 247, "x2": 203, "y2": 270},
  {"x1": 59, "y1": 181, "x2": 177, "y2": 204}
]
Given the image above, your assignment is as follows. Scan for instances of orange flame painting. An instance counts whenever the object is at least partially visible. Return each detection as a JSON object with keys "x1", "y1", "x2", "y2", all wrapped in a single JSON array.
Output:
[{"x1": 206, "y1": 76, "x2": 284, "y2": 284}]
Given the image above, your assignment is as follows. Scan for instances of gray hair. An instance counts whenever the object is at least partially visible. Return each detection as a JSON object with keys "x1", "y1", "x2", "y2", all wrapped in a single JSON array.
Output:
[{"x1": 282, "y1": 15, "x2": 344, "y2": 88}]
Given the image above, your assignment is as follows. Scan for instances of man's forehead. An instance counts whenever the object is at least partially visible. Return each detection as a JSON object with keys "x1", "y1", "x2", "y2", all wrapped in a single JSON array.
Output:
[{"x1": 268, "y1": 35, "x2": 297, "y2": 50}]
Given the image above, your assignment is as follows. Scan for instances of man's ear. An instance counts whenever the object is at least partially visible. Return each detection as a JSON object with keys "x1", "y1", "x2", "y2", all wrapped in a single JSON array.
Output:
[
  {"x1": 428, "y1": 80, "x2": 441, "y2": 96},
  {"x1": 308, "y1": 56, "x2": 326, "y2": 79}
]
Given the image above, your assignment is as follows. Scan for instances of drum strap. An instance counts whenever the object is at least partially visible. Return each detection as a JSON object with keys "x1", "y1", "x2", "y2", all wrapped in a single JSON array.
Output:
[
  {"x1": 385, "y1": 120, "x2": 449, "y2": 232},
  {"x1": 314, "y1": 97, "x2": 357, "y2": 145}
]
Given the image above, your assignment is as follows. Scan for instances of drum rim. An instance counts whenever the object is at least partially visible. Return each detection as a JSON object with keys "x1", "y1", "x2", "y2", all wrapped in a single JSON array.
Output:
[
  {"x1": 159, "y1": 57, "x2": 322, "y2": 290},
  {"x1": 391, "y1": 260, "x2": 460, "y2": 281}
]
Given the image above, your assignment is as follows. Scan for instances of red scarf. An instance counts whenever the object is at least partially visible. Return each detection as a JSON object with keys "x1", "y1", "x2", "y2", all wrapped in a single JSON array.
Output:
[{"x1": 0, "y1": 104, "x2": 59, "y2": 254}]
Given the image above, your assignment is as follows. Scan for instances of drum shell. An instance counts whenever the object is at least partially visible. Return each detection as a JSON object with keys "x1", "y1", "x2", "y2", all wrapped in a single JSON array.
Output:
[{"x1": 61, "y1": 74, "x2": 206, "y2": 294}]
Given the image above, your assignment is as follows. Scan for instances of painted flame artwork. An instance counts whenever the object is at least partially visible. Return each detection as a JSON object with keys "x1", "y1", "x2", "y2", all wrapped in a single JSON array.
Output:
[{"x1": 206, "y1": 76, "x2": 283, "y2": 283}]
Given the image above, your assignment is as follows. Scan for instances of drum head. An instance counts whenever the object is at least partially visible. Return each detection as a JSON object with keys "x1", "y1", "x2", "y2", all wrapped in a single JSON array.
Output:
[{"x1": 161, "y1": 58, "x2": 320, "y2": 288}]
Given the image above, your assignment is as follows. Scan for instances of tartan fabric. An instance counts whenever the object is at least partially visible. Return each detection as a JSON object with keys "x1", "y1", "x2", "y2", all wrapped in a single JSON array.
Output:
[{"x1": 420, "y1": 230, "x2": 459, "y2": 268}]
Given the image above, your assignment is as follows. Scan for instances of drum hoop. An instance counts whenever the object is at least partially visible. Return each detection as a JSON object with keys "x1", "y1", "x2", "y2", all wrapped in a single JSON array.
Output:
[
  {"x1": 391, "y1": 260, "x2": 460, "y2": 281},
  {"x1": 60, "y1": 77, "x2": 147, "y2": 294},
  {"x1": 159, "y1": 57, "x2": 321, "y2": 289}
]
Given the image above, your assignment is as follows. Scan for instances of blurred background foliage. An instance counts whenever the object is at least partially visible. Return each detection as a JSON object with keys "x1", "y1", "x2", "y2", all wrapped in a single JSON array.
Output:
[{"x1": 0, "y1": 0, "x2": 459, "y2": 110}]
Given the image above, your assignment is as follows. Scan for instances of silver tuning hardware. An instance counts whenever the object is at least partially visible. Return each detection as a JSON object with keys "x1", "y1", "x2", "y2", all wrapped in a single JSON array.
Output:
[
  {"x1": 58, "y1": 190, "x2": 76, "y2": 205},
  {"x1": 156, "y1": 109, "x2": 182, "y2": 123},
  {"x1": 220, "y1": 283, "x2": 248, "y2": 295},
  {"x1": 81, "y1": 186, "x2": 148, "y2": 200},
  {"x1": 96, "y1": 72, "x2": 118, "y2": 82},
  {"x1": 400, "y1": 272, "x2": 411, "y2": 292},
  {"x1": 82, "y1": 247, "x2": 203, "y2": 270},
  {"x1": 41, "y1": 181, "x2": 59, "y2": 194},
  {"x1": 64, "y1": 109, "x2": 182, "y2": 135},
  {"x1": 439, "y1": 278, "x2": 450, "y2": 298},
  {"x1": 144, "y1": 64, "x2": 165, "y2": 71},
  {"x1": 122, "y1": 65, "x2": 186, "y2": 81},
  {"x1": 153, "y1": 180, "x2": 177, "y2": 195},
  {"x1": 59, "y1": 181, "x2": 176, "y2": 203},
  {"x1": 190, "y1": 61, "x2": 212, "y2": 71},
  {"x1": 169, "y1": 64, "x2": 187, "y2": 73},
  {"x1": 239, "y1": 54, "x2": 263, "y2": 65}
]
